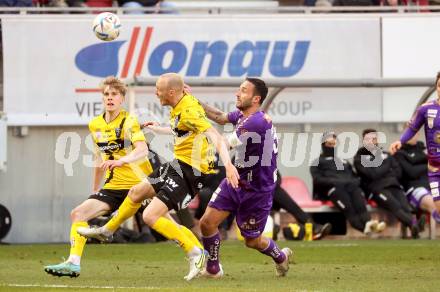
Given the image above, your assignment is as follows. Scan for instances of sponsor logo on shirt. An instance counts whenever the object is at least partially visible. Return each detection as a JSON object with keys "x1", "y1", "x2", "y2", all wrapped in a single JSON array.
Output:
[{"x1": 427, "y1": 109, "x2": 437, "y2": 129}]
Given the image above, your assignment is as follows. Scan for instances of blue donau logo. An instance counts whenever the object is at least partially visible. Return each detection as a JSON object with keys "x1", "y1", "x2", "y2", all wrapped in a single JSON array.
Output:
[
  {"x1": 75, "y1": 41, "x2": 126, "y2": 77},
  {"x1": 75, "y1": 27, "x2": 311, "y2": 78}
]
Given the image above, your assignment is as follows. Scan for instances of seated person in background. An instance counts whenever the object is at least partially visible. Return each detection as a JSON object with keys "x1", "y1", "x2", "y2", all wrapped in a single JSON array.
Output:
[
  {"x1": 118, "y1": 0, "x2": 176, "y2": 14},
  {"x1": 0, "y1": 0, "x2": 32, "y2": 6},
  {"x1": 273, "y1": 171, "x2": 332, "y2": 240},
  {"x1": 118, "y1": 0, "x2": 157, "y2": 14},
  {"x1": 394, "y1": 133, "x2": 440, "y2": 223},
  {"x1": 195, "y1": 156, "x2": 332, "y2": 240},
  {"x1": 354, "y1": 129, "x2": 419, "y2": 238},
  {"x1": 310, "y1": 131, "x2": 385, "y2": 235}
]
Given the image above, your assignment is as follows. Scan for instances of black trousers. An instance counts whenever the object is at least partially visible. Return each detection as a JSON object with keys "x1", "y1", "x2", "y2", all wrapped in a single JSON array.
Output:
[
  {"x1": 371, "y1": 186, "x2": 413, "y2": 227},
  {"x1": 328, "y1": 186, "x2": 370, "y2": 232},
  {"x1": 195, "y1": 187, "x2": 212, "y2": 220},
  {"x1": 272, "y1": 184, "x2": 311, "y2": 225}
]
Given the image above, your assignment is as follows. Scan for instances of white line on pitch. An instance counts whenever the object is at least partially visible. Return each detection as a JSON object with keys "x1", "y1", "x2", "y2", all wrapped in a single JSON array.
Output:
[{"x1": 1, "y1": 284, "x2": 173, "y2": 290}]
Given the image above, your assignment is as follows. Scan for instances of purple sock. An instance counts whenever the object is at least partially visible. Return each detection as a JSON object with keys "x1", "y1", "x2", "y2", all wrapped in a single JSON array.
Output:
[
  {"x1": 202, "y1": 232, "x2": 221, "y2": 274},
  {"x1": 411, "y1": 217, "x2": 418, "y2": 226},
  {"x1": 432, "y1": 210, "x2": 440, "y2": 224},
  {"x1": 260, "y1": 239, "x2": 286, "y2": 264}
]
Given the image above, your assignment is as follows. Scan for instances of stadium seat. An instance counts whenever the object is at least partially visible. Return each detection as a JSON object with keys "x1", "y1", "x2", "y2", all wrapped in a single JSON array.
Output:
[
  {"x1": 86, "y1": 0, "x2": 112, "y2": 7},
  {"x1": 367, "y1": 199, "x2": 377, "y2": 208},
  {"x1": 280, "y1": 176, "x2": 324, "y2": 208},
  {"x1": 188, "y1": 194, "x2": 200, "y2": 209}
]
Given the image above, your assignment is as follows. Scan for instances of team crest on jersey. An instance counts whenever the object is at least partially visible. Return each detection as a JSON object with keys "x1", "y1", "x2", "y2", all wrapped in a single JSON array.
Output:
[
  {"x1": 427, "y1": 109, "x2": 437, "y2": 129},
  {"x1": 429, "y1": 118, "x2": 435, "y2": 129}
]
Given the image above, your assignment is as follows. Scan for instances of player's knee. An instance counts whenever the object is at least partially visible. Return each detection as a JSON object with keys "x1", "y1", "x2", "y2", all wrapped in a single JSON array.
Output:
[
  {"x1": 199, "y1": 216, "x2": 215, "y2": 234},
  {"x1": 129, "y1": 183, "x2": 151, "y2": 203},
  {"x1": 244, "y1": 238, "x2": 259, "y2": 249},
  {"x1": 142, "y1": 211, "x2": 155, "y2": 227},
  {"x1": 70, "y1": 208, "x2": 85, "y2": 222}
]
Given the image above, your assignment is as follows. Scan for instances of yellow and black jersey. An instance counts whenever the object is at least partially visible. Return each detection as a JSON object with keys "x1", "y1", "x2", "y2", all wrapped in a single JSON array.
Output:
[
  {"x1": 89, "y1": 110, "x2": 153, "y2": 190},
  {"x1": 170, "y1": 94, "x2": 215, "y2": 174}
]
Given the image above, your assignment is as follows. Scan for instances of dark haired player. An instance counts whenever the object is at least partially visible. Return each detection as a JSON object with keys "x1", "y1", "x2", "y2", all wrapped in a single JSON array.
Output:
[{"x1": 199, "y1": 78, "x2": 293, "y2": 278}]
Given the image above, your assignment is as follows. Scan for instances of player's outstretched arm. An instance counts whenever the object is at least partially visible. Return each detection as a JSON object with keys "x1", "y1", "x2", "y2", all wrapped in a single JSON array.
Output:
[
  {"x1": 204, "y1": 127, "x2": 240, "y2": 188},
  {"x1": 200, "y1": 102, "x2": 230, "y2": 125},
  {"x1": 394, "y1": 105, "x2": 426, "y2": 152},
  {"x1": 141, "y1": 121, "x2": 173, "y2": 135},
  {"x1": 100, "y1": 141, "x2": 149, "y2": 171},
  {"x1": 92, "y1": 150, "x2": 105, "y2": 193}
]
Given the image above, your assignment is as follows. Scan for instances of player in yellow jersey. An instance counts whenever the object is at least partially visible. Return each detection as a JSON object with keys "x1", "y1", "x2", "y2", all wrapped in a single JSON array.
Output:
[
  {"x1": 44, "y1": 76, "x2": 197, "y2": 277},
  {"x1": 78, "y1": 73, "x2": 239, "y2": 281}
]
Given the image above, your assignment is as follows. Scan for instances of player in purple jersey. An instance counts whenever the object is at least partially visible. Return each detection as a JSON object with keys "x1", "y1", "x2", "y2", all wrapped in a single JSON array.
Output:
[
  {"x1": 198, "y1": 78, "x2": 292, "y2": 278},
  {"x1": 390, "y1": 72, "x2": 440, "y2": 213}
]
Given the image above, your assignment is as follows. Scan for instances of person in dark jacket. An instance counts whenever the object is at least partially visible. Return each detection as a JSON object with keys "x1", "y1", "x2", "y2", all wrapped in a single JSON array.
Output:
[
  {"x1": 310, "y1": 131, "x2": 385, "y2": 235},
  {"x1": 195, "y1": 155, "x2": 332, "y2": 240},
  {"x1": 394, "y1": 133, "x2": 440, "y2": 223},
  {"x1": 354, "y1": 129, "x2": 419, "y2": 238},
  {"x1": 273, "y1": 171, "x2": 332, "y2": 240}
]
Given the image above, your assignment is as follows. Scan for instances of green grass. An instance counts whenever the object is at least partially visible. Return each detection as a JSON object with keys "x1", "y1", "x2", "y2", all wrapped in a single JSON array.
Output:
[{"x1": 0, "y1": 240, "x2": 439, "y2": 291}]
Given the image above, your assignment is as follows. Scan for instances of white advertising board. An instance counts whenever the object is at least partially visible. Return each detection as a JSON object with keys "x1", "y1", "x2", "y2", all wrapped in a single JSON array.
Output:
[
  {"x1": 381, "y1": 16, "x2": 440, "y2": 122},
  {"x1": 2, "y1": 15, "x2": 381, "y2": 125}
]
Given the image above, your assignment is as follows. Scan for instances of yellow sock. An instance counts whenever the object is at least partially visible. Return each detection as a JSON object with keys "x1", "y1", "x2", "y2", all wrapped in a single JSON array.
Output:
[
  {"x1": 152, "y1": 217, "x2": 197, "y2": 253},
  {"x1": 180, "y1": 225, "x2": 203, "y2": 249},
  {"x1": 105, "y1": 196, "x2": 141, "y2": 232},
  {"x1": 69, "y1": 221, "x2": 89, "y2": 258}
]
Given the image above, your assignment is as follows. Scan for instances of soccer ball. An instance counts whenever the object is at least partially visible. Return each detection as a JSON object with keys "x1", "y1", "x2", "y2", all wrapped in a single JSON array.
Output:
[{"x1": 92, "y1": 12, "x2": 121, "y2": 42}]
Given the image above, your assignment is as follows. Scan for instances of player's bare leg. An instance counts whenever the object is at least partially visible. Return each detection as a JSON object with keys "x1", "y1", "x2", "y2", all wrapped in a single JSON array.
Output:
[
  {"x1": 44, "y1": 199, "x2": 110, "y2": 277},
  {"x1": 77, "y1": 181, "x2": 155, "y2": 240},
  {"x1": 435, "y1": 200, "x2": 440, "y2": 215},
  {"x1": 418, "y1": 195, "x2": 440, "y2": 223}
]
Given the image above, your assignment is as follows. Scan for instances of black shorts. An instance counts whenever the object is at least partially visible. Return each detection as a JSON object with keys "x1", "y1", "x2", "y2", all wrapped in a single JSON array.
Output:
[
  {"x1": 147, "y1": 160, "x2": 207, "y2": 211},
  {"x1": 88, "y1": 189, "x2": 129, "y2": 212}
]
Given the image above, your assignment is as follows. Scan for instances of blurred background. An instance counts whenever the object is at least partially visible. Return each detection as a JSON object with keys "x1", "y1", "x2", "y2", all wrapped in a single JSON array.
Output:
[{"x1": 0, "y1": 0, "x2": 439, "y2": 243}]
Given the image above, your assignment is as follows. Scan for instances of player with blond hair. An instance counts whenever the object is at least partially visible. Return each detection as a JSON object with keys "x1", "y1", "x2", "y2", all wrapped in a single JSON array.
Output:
[
  {"x1": 78, "y1": 73, "x2": 239, "y2": 281},
  {"x1": 44, "y1": 76, "x2": 199, "y2": 277}
]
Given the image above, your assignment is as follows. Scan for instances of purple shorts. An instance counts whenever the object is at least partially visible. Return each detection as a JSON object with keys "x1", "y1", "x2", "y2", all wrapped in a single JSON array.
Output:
[
  {"x1": 208, "y1": 179, "x2": 274, "y2": 239},
  {"x1": 428, "y1": 171, "x2": 440, "y2": 202},
  {"x1": 406, "y1": 187, "x2": 430, "y2": 208}
]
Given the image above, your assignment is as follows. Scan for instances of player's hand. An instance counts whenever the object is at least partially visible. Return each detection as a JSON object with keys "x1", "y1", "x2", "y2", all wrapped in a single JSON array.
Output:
[
  {"x1": 141, "y1": 121, "x2": 160, "y2": 129},
  {"x1": 225, "y1": 163, "x2": 240, "y2": 189},
  {"x1": 100, "y1": 159, "x2": 126, "y2": 171},
  {"x1": 183, "y1": 83, "x2": 192, "y2": 95},
  {"x1": 389, "y1": 141, "x2": 402, "y2": 155}
]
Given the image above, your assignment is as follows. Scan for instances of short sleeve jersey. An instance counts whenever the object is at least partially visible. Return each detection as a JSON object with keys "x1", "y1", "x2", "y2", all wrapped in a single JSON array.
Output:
[
  {"x1": 170, "y1": 94, "x2": 215, "y2": 174},
  {"x1": 227, "y1": 110, "x2": 278, "y2": 191},
  {"x1": 88, "y1": 110, "x2": 153, "y2": 190},
  {"x1": 407, "y1": 101, "x2": 440, "y2": 164}
]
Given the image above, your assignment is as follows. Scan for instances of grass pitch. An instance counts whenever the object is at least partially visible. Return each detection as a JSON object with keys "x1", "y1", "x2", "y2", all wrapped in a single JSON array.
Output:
[{"x1": 0, "y1": 240, "x2": 439, "y2": 291}]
